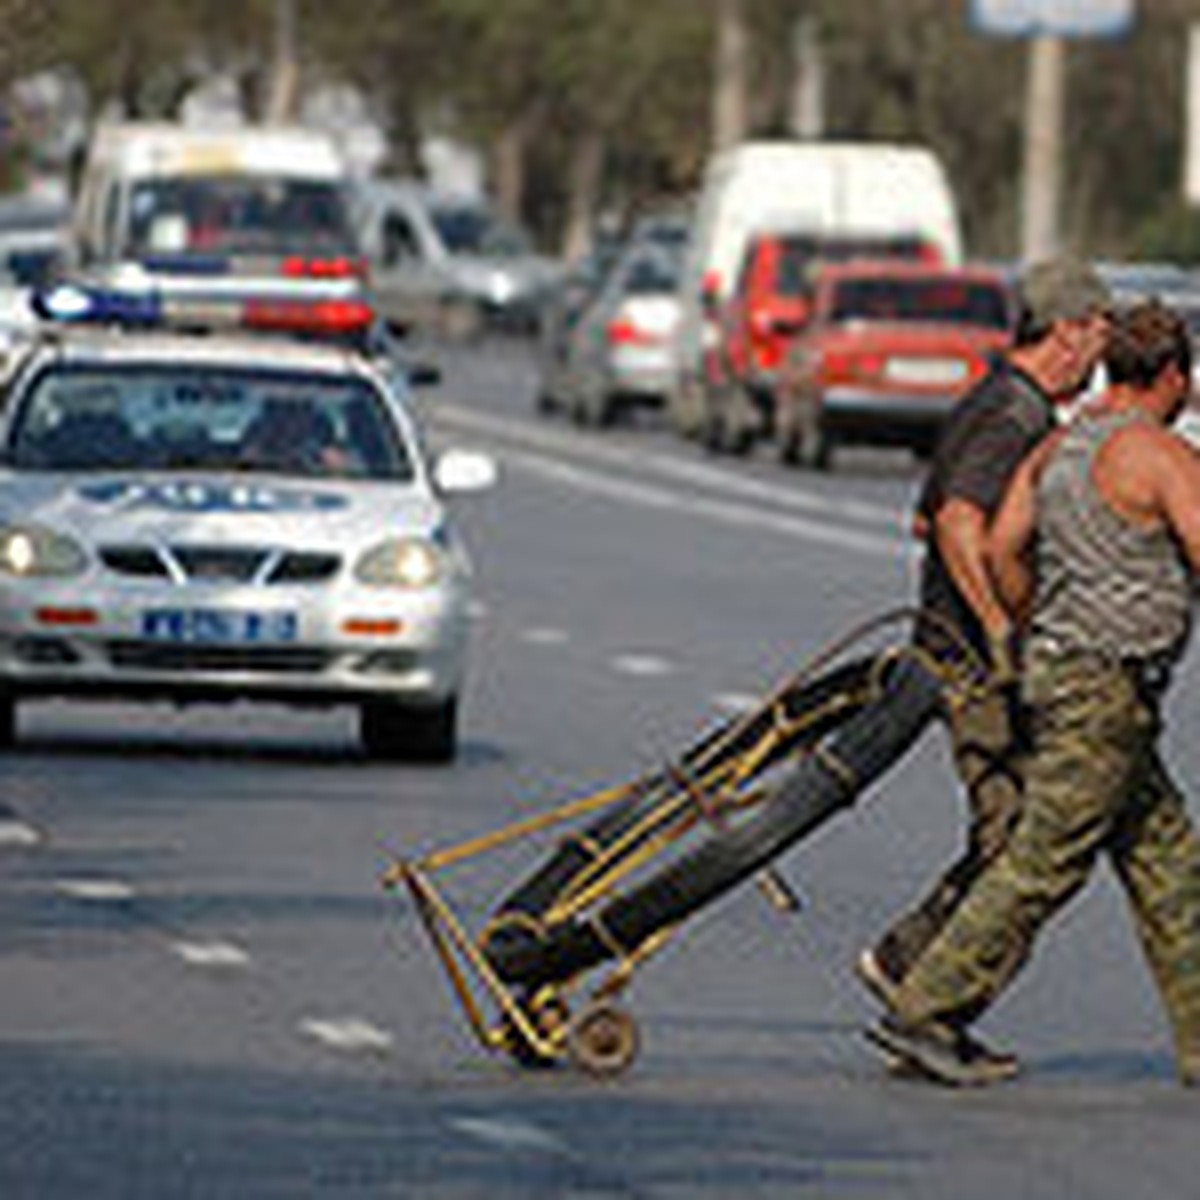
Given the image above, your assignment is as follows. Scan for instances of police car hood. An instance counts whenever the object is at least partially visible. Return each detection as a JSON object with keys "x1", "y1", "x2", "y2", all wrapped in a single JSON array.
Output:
[{"x1": 0, "y1": 472, "x2": 444, "y2": 549}]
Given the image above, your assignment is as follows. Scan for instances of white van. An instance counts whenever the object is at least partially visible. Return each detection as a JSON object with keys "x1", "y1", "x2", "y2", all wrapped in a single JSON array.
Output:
[
  {"x1": 671, "y1": 140, "x2": 963, "y2": 434},
  {"x1": 69, "y1": 123, "x2": 364, "y2": 317}
]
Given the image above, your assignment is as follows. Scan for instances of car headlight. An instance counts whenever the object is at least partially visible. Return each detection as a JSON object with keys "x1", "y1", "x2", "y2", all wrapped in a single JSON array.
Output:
[
  {"x1": 354, "y1": 537, "x2": 445, "y2": 588},
  {"x1": 0, "y1": 525, "x2": 88, "y2": 578}
]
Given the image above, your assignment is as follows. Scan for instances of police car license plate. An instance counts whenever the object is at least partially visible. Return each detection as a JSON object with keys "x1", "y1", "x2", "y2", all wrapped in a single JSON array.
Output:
[{"x1": 141, "y1": 609, "x2": 298, "y2": 644}]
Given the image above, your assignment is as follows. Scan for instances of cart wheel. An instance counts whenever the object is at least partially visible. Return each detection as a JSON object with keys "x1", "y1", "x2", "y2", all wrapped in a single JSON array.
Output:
[
  {"x1": 567, "y1": 1002, "x2": 640, "y2": 1077},
  {"x1": 502, "y1": 991, "x2": 569, "y2": 1071}
]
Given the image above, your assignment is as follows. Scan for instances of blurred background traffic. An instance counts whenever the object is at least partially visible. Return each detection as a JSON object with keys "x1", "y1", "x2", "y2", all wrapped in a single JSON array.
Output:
[{"x1": 3, "y1": 1, "x2": 1200, "y2": 464}]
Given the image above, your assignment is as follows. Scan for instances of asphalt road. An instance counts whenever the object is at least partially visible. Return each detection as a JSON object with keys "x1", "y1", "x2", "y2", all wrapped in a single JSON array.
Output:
[{"x1": 3, "y1": 336, "x2": 1199, "y2": 1198}]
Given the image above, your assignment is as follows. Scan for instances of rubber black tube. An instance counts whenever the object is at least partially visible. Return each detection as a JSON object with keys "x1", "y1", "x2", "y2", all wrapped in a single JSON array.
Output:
[
  {"x1": 485, "y1": 654, "x2": 941, "y2": 988},
  {"x1": 489, "y1": 656, "x2": 878, "y2": 924}
]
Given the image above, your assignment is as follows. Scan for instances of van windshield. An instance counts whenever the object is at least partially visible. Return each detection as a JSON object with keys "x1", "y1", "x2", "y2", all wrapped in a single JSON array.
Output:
[
  {"x1": 777, "y1": 236, "x2": 932, "y2": 298},
  {"x1": 430, "y1": 204, "x2": 532, "y2": 258},
  {"x1": 124, "y1": 176, "x2": 356, "y2": 261}
]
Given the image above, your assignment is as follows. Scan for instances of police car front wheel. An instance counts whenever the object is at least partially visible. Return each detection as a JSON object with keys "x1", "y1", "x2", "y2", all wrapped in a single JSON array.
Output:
[{"x1": 360, "y1": 697, "x2": 458, "y2": 764}]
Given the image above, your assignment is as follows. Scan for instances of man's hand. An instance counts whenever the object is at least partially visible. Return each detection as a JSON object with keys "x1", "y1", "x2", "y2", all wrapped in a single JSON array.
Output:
[{"x1": 986, "y1": 625, "x2": 1019, "y2": 687}]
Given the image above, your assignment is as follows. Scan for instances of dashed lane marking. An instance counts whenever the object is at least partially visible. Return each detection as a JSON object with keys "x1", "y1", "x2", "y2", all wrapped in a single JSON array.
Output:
[
  {"x1": 0, "y1": 819, "x2": 43, "y2": 847},
  {"x1": 611, "y1": 653, "x2": 675, "y2": 678},
  {"x1": 520, "y1": 626, "x2": 571, "y2": 646},
  {"x1": 466, "y1": 599, "x2": 489, "y2": 621},
  {"x1": 711, "y1": 691, "x2": 759, "y2": 714},
  {"x1": 449, "y1": 1115, "x2": 567, "y2": 1154},
  {"x1": 55, "y1": 878, "x2": 137, "y2": 902},
  {"x1": 172, "y1": 940, "x2": 252, "y2": 969},
  {"x1": 298, "y1": 1016, "x2": 395, "y2": 1053}
]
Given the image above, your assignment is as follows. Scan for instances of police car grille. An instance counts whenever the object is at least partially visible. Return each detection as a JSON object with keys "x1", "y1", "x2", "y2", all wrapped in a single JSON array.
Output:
[
  {"x1": 100, "y1": 546, "x2": 340, "y2": 585},
  {"x1": 106, "y1": 642, "x2": 333, "y2": 674},
  {"x1": 171, "y1": 547, "x2": 267, "y2": 582},
  {"x1": 266, "y1": 552, "x2": 341, "y2": 584},
  {"x1": 100, "y1": 546, "x2": 170, "y2": 579}
]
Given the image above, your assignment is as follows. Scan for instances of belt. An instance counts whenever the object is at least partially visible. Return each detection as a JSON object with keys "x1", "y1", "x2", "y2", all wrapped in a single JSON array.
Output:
[{"x1": 1030, "y1": 640, "x2": 1175, "y2": 698}]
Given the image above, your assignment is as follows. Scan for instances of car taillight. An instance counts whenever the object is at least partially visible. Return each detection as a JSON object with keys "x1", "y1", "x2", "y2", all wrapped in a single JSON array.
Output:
[
  {"x1": 820, "y1": 350, "x2": 885, "y2": 384},
  {"x1": 607, "y1": 318, "x2": 661, "y2": 346},
  {"x1": 282, "y1": 256, "x2": 367, "y2": 280},
  {"x1": 243, "y1": 298, "x2": 375, "y2": 334}
]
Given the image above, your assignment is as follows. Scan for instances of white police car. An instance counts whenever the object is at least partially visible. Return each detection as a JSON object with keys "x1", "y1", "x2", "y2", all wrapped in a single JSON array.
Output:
[{"x1": 0, "y1": 315, "x2": 495, "y2": 761}]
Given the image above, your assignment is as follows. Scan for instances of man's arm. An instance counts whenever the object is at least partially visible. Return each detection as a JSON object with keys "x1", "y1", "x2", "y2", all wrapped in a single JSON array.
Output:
[
  {"x1": 935, "y1": 497, "x2": 1014, "y2": 641},
  {"x1": 1151, "y1": 434, "x2": 1200, "y2": 573},
  {"x1": 986, "y1": 433, "x2": 1060, "y2": 627}
]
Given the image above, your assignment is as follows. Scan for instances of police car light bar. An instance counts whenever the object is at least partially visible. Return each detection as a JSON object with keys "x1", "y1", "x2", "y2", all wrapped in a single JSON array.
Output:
[
  {"x1": 33, "y1": 284, "x2": 163, "y2": 327},
  {"x1": 33, "y1": 284, "x2": 376, "y2": 342}
]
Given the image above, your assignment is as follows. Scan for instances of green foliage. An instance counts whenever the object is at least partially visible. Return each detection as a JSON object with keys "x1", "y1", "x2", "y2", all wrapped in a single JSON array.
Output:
[{"x1": 13, "y1": 0, "x2": 1200, "y2": 258}]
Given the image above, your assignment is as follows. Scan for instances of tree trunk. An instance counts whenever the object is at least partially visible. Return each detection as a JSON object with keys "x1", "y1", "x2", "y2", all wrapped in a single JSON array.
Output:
[
  {"x1": 712, "y1": 0, "x2": 749, "y2": 152},
  {"x1": 493, "y1": 111, "x2": 534, "y2": 225},
  {"x1": 561, "y1": 127, "x2": 606, "y2": 263}
]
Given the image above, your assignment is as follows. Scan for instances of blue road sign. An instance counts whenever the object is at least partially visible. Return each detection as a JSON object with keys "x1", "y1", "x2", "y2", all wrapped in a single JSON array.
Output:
[{"x1": 970, "y1": 0, "x2": 1135, "y2": 38}]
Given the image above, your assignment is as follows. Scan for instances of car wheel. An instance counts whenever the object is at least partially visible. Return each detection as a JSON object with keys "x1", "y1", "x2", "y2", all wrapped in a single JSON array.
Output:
[
  {"x1": 360, "y1": 698, "x2": 458, "y2": 764},
  {"x1": 0, "y1": 694, "x2": 17, "y2": 750},
  {"x1": 793, "y1": 396, "x2": 832, "y2": 471}
]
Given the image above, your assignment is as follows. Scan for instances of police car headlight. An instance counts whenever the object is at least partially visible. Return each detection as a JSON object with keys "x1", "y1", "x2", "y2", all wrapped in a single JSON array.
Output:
[
  {"x1": 0, "y1": 525, "x2": 88, "y2": 577},
  {"x1": 354, "y1": 537, "x2": 444, "y2": 588}
]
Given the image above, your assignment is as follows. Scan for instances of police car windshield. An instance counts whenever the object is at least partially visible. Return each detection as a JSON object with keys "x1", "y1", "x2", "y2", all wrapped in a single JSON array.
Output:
[
  {"x1": 125, "y1": 177, "x2": 355, "y2": 260},
  {"x1": 7, "y1": 364, "x2": 414, "y2": 481}
]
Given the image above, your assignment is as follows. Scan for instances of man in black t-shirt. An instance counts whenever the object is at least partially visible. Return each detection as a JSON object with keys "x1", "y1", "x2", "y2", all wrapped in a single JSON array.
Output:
[{"x1": 857, "y1": 259, "x2": 1111, "y2": 1058}]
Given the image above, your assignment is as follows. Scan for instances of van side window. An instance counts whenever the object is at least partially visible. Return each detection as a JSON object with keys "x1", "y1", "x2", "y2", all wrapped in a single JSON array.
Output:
[{"x1": 382, "y1": 211, "x2": 420, "y2": 266}]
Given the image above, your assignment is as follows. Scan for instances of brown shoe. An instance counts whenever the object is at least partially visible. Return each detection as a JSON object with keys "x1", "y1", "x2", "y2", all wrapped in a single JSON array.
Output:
[{"x1": 865, "y1": 1016, "x2": 1017, "y2": 1087}]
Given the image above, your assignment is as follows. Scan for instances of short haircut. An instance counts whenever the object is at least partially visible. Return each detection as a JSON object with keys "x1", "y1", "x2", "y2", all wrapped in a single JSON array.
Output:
[
  {"x1": 1104, "y1": 299, "x2": 1192, "y2": 388},
  {"x1": 1012, "y1": 307, "x2": 1052, "y2": 347}
]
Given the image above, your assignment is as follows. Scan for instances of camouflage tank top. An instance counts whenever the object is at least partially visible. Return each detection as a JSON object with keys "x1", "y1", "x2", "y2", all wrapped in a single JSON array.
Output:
[{"x1": 1030, "y1": 410, "x2": 1191, "y2": 664}]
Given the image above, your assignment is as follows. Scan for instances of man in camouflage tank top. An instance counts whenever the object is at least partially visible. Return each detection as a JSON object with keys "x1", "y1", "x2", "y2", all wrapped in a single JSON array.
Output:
[
  {"x1": 868, "y1": 301, "x2": 1200, "y2": 1088},
  {"x1": 859, "y1": 259, "x2": 1111, "y2": 1065}
]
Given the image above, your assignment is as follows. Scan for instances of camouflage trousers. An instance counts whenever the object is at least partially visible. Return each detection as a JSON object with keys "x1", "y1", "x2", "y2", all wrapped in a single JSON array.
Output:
[
  {"x1": 871, "y1": 656, "x2": 1026, "y2": 983},
  {"x1": 893, "y1": 651, "x2": 1200, "y2": 1066}
]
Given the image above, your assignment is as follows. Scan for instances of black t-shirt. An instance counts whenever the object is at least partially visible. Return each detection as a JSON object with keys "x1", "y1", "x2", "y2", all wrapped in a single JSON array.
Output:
[{"x1": 914, "y1": 356, "x2": 1053, "y2": 662}]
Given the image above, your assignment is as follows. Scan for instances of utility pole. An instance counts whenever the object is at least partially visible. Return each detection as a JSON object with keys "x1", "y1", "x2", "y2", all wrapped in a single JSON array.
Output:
[
  {"x1": 711, "y1": 0, "x2": 749, "y2": 152},
  {"x1": 265, "y1": 0, "x2": 300, "y2": 123},
  {"x1": 788, "y1": 15, "x2": 824, "y2": 140},
  {"x1": 970, "y1": 1, "x2": 1135, "y2": 261},
  {"x1": 1020, "y1": 34, "x2": 1065, "y2": 260}
]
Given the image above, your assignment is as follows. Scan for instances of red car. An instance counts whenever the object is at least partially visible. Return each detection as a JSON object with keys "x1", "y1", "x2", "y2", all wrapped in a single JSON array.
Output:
[
  {"x1": 776, "y1": 262, "x2": 1014, "y2": 469},
  {"x1": 702, "y1": 232, "x2": 940, "y2": 453}
]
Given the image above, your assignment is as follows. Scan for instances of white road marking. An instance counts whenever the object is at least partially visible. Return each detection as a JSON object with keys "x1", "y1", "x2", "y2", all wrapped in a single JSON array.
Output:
[
  {"x1": 466, "y1": 599, "x2": 489, "y2": 621},
  {"x1": 434, "y1": 401, "x2": 904, "y2": 528},
  {"x1": 172, "y1": 940, "x2": 251, "y2": 969},
  {"x1": 449, "y1": 1115, "x2": 566, "y2": 1154},
  {"x1": 0, "y1": 819, "x2": 42, "y2": 847},
  {"x1": 611, "y1": 653, "x2": 675, "y2": 678},
  {"x1": 711, "y1": 691, "x2": 759, "y2": 714},
  {"x1": 503, "y1": 449, "x2": 904, "y2": 559},
  {"x1": 298, "y1": 1016, "x2": 394, "y2": 1053},
  {"x1": 520, "y1": 626, "x2": 570, "y2": 646},
  {"x1": 55, "y1": 878, "x2": 136, "y2": 902}
]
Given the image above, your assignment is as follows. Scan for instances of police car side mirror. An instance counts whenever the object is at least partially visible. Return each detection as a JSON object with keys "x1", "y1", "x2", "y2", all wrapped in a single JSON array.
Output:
[
  {"x1": 434, "y1": 448, "x2": 497, "y2": 494},
  {"x1": 408, "y1": 361, "x2": 441, "y2": 388}
]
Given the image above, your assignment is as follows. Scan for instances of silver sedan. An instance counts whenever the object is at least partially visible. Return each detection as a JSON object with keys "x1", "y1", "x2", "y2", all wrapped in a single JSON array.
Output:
[{"x1": 0, "y1": 330, "x2": 495, "y2": 760}]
